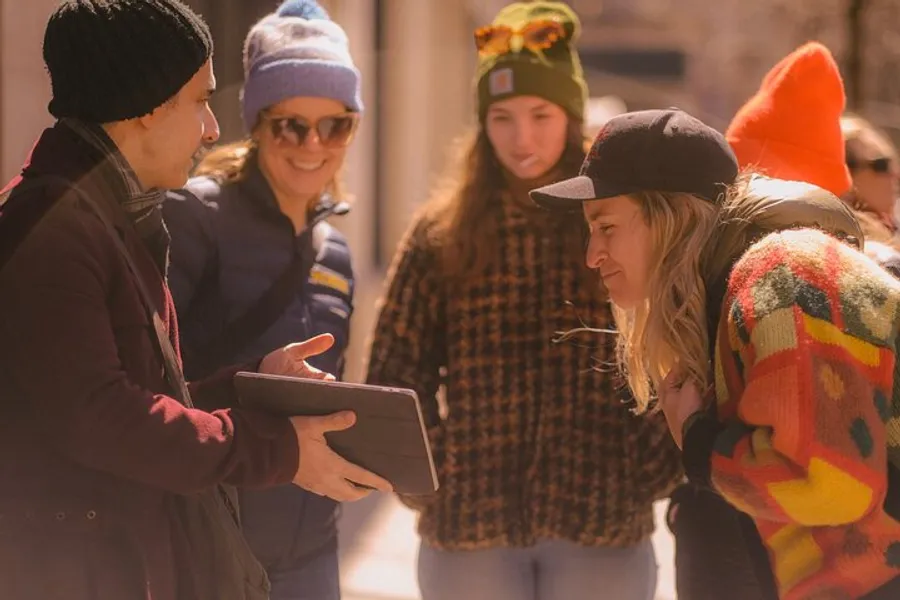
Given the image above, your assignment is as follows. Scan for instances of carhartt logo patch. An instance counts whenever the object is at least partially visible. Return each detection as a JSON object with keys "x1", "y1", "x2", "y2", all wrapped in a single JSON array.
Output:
[{"x1": 489, "y1": 68, "x2": 514, "y2": 96}]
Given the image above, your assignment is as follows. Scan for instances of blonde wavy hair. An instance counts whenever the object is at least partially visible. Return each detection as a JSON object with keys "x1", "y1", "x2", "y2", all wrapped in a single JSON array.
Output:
[
  {"x1": 613, "y1": 190, "x2": 720, "y2": 411},
  {"x1": 615, "y1": 172, "x2": 864, "y2": 411}
]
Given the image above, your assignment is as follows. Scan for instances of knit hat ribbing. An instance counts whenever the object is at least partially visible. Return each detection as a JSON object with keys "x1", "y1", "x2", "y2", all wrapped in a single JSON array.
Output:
[
  {"x1": 43, "y1": 0, "x2": 212, "y2": 123},
  {"x1": 240, "y1": 0, "x2": 362, "y2": 132},
  {"x1": 725, "y1": 42, "x2": 852, "y2": 197},
  {"x1": 475, "y1": 1, "x2": 587, "y2": 122}
]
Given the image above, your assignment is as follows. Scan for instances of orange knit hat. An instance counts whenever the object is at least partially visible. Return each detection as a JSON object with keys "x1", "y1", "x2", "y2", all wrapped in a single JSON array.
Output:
[{"x1": 725, "y1": 42, "x2": 852, "y2": 197}]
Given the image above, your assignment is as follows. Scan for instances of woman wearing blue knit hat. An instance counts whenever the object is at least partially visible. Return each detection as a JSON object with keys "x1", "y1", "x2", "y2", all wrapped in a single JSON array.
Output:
[{"x1": 163, "y1": 1, "x2": 362, "y2": 598}]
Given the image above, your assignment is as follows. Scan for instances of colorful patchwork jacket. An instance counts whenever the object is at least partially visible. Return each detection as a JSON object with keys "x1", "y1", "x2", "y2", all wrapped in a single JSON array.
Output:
[{"x1": 691, "y1": 227, "x2": 900, "y2": 599}]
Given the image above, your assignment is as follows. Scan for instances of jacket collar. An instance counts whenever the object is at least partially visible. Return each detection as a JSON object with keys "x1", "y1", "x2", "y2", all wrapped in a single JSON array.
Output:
[
  {"x1": 239, "y1": 160, "x2": 350, "y2": 233},
  {"x1": 701, "y1": 176, "x2": 863, "y2": 333},
  {"x1": 17, "y1": 120, "x2": 137, "y2": 233}
]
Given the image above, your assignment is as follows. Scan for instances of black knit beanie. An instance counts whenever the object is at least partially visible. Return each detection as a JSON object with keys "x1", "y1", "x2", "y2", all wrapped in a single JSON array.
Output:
[{"x1": 43, "y1": 0, "x2": 213, "y2": 123}]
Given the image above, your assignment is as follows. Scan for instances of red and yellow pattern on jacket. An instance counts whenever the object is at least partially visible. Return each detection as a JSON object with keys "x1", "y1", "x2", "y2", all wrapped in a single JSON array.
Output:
[{"x1": 712, "y1": 228, "x2": 900, "y2": 599}]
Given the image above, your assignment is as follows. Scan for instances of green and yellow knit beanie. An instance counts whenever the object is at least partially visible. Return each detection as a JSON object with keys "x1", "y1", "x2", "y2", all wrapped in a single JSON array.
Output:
[{"x1": 474, "y1": 1, "x2": 587, "y2": 122}]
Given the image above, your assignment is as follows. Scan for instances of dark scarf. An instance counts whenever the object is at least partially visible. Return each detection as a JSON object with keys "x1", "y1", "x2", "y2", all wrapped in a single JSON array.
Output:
[{"x1": 62, "y1": 119, "x2": 170, "y2": 273}]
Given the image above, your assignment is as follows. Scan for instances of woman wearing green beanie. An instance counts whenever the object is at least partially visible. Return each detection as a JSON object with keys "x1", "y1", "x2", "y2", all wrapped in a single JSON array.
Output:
[{"x1": 366, "y1": 3, "x2": 681, "y2": 599}]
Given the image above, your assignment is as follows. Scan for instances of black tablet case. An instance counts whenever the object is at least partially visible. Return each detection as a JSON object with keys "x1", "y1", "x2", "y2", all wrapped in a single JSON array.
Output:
[{"x1": 233, "y1": 372, "x2": 439, "y2": 495}]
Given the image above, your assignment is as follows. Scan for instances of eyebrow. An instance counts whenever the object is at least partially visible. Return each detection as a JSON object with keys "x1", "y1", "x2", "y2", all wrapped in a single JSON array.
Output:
[{"x1": 584, "y1": 204, "x2": 611, "y2": 220}]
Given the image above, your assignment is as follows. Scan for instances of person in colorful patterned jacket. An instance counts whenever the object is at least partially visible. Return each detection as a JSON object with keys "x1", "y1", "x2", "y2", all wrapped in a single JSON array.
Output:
[
  {"x1": 532, "y1": 107, "x2": 900, "y2": 600},
  {"x1": 365, "y1": 3, "x2": 682, "y2": 600},
  {"x1": 163, "y1": 1, "x2": 364, "y2": 598}
]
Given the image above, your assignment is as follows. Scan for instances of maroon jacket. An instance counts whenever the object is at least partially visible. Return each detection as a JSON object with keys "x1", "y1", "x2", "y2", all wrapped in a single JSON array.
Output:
[{"x1": 0, "y1": 122, "x2": 299, "y2": 599}]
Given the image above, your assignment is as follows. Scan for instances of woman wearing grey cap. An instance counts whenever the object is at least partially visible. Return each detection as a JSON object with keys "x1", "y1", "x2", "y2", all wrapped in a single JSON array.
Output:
[
  {"x1": 532, "y1": 108, "x2": 900, "y2": 600},
  {"x1": 163, "y1": 1, "x2": 363, "y2": 598}
]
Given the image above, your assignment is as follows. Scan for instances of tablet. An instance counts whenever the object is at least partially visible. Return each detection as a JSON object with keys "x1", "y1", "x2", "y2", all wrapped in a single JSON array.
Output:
[{"x1": 233, "y1": 371, "x2": 439, "y2": 495}]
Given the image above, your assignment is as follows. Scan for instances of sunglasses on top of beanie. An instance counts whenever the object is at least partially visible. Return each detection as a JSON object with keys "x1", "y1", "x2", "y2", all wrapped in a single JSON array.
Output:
[
  {"x1": 473, "y1": 1, "x2": 587, "y2": 122},
  {"x1": 473, "y1": 2, "x2": 578, "y2": 61}
]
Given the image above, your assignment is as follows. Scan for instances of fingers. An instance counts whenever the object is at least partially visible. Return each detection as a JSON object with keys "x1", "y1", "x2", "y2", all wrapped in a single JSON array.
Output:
[
  {"x1": 291, "y1": 416, "x2": 394, "y2": 500},
  {"x1": 284, "y1": 334, "x2": 335, "y2": 360},
  {"x1": 301, "y1": 364, "x2": 332, "y2": 380},
  {"x1": 340, "y1": 460, "x2": 394, "y2": 493},
  {"x1": 311, "y1": 410, "x2": 357, "y2": 433},
  {"x1": 322, "y1": 448, "x2": 392, "y2": 493},
  {"x1": 297, "y1": 445, "x2": 387, "y2": 501},
  {"x1": 316, "y1": 478, "x2": 373, "y2": 502}
]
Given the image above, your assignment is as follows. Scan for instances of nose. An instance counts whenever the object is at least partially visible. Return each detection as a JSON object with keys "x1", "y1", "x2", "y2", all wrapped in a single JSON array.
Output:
[
  {"x1": 303, "y1": 126, "x2": 325, "y2": 151},
  {"x1": 512, "y1": 117, "x2": 535, "y2": 150},
  {"x1": 203, "y1": 105, "x2": 220, "y2": 145},
  {"x1": 585, "y1": 234, "x2": 608, "y2": 270}
]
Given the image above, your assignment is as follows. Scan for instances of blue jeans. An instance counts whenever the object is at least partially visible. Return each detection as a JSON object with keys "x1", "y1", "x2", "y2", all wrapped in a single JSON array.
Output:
[{"x1": 418, "y1": 538, "x2": 657, "y2": 600}]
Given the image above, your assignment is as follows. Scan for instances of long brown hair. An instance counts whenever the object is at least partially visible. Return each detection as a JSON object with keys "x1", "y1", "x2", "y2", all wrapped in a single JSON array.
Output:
[
  {"x1": 192, "y1": 138, "x2": 346, "y2": 200},
  {"x1": 422, "y1": 119, "x2": 587, "y2": 279}
]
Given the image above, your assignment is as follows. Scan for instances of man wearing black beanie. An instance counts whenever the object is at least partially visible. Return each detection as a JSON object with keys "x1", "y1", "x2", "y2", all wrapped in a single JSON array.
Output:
[{"x1": 0, "y1": 2, "x2": 390, "y2": 600}]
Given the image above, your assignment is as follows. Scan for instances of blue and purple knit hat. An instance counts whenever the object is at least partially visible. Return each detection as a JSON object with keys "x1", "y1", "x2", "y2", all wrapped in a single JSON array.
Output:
[{"x1": 240, "y1": 0, "x2": 362, "y2": 132}]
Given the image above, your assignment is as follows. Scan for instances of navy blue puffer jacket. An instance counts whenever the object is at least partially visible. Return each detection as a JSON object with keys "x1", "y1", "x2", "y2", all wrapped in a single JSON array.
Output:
[{"x1": 163, "y1": 164, "x2": 354, "y2": 571}]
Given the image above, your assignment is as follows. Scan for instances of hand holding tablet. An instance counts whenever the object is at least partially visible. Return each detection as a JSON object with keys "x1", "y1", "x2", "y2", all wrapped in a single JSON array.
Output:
[
  {"x1": 289, "y1": 411, "x2": 393, "y2": 501},
  {"x1": 235, "y1": 372, "x2": 440, "y2": 496}
]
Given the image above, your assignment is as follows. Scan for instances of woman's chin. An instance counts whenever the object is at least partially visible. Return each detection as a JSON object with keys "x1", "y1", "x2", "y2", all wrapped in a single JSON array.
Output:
[
  {"x1": 608, "y1": 290, "x2": 642, "y2": 311},
  {"x1": 499, "y1": 158, "x2": 548, "y2": 181}
]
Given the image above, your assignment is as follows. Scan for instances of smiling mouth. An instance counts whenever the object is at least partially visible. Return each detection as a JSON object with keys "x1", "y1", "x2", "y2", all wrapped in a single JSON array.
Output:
[
  {"x1": 601, "y1": 270, "x2": 620, "y2": 279},
  {"x1": 289, "y1": 159, "x2": 325, "y2": 172}
]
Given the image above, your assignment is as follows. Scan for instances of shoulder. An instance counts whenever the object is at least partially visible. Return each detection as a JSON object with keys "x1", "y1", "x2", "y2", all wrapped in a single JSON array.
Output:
[
  {"x1": 730, "y1": 228, "x2": 894, "y2": 290},
  {"x1": 726, "y1": 228, "x2": 900, "y2": 344},
  {"x1": 164, "y1": 176, "x2": 244, "y2": 235},
  {"x1": 313, "y1": 221, "x2": 353, "y2": 278},
  {"x1": 1, "y1": 193, "x2": 116, "y2": 287},
  {"x1": 165, "y1": 176, "x2": 251, "y2": 217},
  {"x1": 15, "y1": 186, "x2": 108, "y2": 248},
  {"x1": 379, "y1": 212, "x2": 445, "y2": 286},
  {"x1": 316, "y1": 220, "x2": 348, "y2": 248},
  {"x1": 166, "y1": 176, "x2": 223, "y2": 210},
  {"x1": 395, "y1": 209, "x2": 444, "y2": 259}
]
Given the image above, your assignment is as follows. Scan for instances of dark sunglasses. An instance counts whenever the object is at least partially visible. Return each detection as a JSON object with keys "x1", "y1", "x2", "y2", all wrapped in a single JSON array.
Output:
[
  {"x1": 263, "y1": 113, "x2": 359, "y2": 148},
  {"x1": 847, "y1": 156, "x2": 893, "y2": 174}
]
